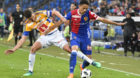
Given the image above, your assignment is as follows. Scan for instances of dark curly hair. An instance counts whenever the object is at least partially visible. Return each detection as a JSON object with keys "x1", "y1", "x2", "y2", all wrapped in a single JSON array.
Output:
[{"x1": 24, "y1": 9, "x2": 32, "y2": 18}]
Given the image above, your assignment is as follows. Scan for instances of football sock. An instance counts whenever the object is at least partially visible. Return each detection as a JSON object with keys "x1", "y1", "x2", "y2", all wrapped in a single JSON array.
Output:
[
  {"x1": 69, "y1": 50, "x2": 77, "y2": 73},
  {"x1": 82, "y1": 60, "x2": 90, "y2": 69},
  {"x1": 29, "y1": 53, "x2": 36, "y2": 72},
  {"x1": 77, "y1": 51, "x2": 93, "y2": 64}
]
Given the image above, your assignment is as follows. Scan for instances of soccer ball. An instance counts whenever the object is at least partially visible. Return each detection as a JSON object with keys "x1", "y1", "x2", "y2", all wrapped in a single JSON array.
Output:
[{"x1": 81, "y1": 69, "x2": 92, "y2": 78}]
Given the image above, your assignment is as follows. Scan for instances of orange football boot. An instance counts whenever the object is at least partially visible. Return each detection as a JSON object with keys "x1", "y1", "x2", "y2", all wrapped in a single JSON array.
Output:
[{"x1": 80, "y1": 64, "x2": 84, "y2": 71}]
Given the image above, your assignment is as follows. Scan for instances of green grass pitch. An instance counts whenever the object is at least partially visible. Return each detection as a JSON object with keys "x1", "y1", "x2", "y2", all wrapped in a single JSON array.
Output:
[{"x1": 0, "y1": 44, "x2": 140, "y2": 78}]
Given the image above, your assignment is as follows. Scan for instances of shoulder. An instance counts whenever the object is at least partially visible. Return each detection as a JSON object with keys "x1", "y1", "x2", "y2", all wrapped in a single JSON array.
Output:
[
  {"x1": 89, "y1": 10, "x2": 96, "y2": 15},
  {"x1": 35, "y1": 10, "x2": 46, "y2": 14},
  {"x1": 71, "y1": 9, "x2": 78, "y2": 15}
]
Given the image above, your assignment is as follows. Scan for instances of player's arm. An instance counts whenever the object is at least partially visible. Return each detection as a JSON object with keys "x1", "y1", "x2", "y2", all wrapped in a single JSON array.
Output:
[
  {"x1": 5, "y1": 31, "x2": 29, "y2": 55},
  {"x1": 43, "y1": 20, "x2": 63, "y2": 35},
  {"x1": 64, "y1": 11, "x2": 71, "y2": 25},
  {"x1": 51, "y1": 10, "x2": 66, "y2": 23},
  {"x1": 43, "y1": 11, "x2": 72, "y2": 35},
  {"x1": 13, "y1": 35, "x2": 27, "y2": 51},
  {"x1": 89, "y1": 11, "x2": 125, "y2": 26},
  {"x1": 97, "y1": 17, "x2": 125, "y2": 26}
]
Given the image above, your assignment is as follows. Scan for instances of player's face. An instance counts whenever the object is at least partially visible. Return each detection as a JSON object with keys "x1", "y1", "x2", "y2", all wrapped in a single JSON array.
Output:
[
  {"x1": 79, "y1": 4, "x2": 89, "y2": 15},
  {"x1": 70, "y1": 4, "x2": 76, "y2": 11},
  {"x1": 126, "y1": 14, "x2": 131, "y2": 18},
  {"x1": 16, "y1": 4, "x2": 20, "y2": 10},
  {"x1": 0, "y1": 8, "x2": 3, "y2": 13}
]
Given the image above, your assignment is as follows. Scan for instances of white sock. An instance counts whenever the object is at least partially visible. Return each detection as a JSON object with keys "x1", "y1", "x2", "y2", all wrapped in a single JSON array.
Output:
[
  {"x1": 77, "y1": 51, "x2": 93, "y2": 64},
  {"x1": 29, "y1": 53, "x2": 36, "y2": 72}
]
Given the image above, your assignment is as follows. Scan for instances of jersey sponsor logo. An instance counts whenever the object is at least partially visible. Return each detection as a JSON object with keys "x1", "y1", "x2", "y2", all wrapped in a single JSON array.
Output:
[
  {"x1": 37, "y1": 24, "x2": 48, "y2": 32},
  {"x1": 74, "y1": 19, "x2": 78, "y2": 21},
  {"x1": 74, "y1": 36, "x2": 77, "y2": 39},
  {"x1": 72, "y1": 15, "x2": 81, "y2": 18}
]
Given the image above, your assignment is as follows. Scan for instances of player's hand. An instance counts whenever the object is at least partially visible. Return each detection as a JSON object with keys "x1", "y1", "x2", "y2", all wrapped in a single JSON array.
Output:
[
  {"x1": 5, "y1": 49, "x2": 15, "y2": 55},
  {"x1": 117, "y1": 23, "x2": 126, "y2": 26}
]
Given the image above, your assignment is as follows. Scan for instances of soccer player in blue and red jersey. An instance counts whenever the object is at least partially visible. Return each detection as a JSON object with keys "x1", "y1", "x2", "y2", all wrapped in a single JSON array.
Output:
[{"x1": 66, "y1": 0, "x2": 125, "y2": 78}]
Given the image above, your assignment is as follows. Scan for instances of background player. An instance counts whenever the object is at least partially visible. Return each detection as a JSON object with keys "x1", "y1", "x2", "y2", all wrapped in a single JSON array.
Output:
[
  {"x1": 66, "y1": 0, "x2": 126, "y2": 78},
  {"x1": 11, "y1": 4, "x2": 24, "y2": 45}
]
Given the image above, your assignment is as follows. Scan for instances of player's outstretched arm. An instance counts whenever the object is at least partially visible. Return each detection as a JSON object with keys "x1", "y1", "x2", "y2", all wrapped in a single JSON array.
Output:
[
  {"x1": 52, "y1": 10, "x2": 66, "y2": 23},
  {"x1": 43, "y1": 20, "x2": 63, "y2": 35},
  {"x1": 5, "y1": 35, "x2": 27, "y2": 55},
  {"x1": 97, "y1": 17, "x2": 126, "y2": 26}
]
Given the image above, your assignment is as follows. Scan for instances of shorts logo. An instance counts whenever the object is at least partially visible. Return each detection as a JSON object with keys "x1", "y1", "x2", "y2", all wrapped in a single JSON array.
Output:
[
  {"x1": 74, "y1": 36, "x2": 76, "y2": 39},
  {"x1": 84, "y1": 16, "x2": 88, "y2": 22}
]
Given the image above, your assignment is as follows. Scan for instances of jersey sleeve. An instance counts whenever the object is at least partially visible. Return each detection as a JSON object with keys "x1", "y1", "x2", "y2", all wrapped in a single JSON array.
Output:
[
  {"x1": 89, "y1": 11, "x2": 99, "y2": 20},
  {"x1": 25, "y1": 22, "x2": 35, "y2": 32},
  {"x1": 66, "y1": 12, "x2": 72, "y2": 20}
]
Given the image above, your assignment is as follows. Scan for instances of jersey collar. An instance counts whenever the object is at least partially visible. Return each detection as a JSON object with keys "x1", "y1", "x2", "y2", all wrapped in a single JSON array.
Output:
[{"x1": 77, "y1": 9, "x2": 82, "y2": 16}]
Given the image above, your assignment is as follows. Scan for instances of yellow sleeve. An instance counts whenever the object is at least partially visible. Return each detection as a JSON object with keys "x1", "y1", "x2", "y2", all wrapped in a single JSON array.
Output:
[{"x1": 25, "y1": 22, "x2": 36, "y2": 31}]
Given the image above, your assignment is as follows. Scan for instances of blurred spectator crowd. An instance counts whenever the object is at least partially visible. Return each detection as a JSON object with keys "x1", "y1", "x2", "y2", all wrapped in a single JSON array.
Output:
[{"x1": 90, "y1": 0, "x2": 140, "y2": 17}]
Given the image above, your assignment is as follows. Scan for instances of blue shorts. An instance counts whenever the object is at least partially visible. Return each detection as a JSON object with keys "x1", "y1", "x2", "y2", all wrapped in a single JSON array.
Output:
[{"x1": 70, "y1": 32, "x2": 92, "y2": 55}]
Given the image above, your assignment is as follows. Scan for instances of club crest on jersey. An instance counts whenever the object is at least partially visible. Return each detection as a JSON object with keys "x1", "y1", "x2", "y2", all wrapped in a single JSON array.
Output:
[{"x1": 84, "y1": 16, "x2": 88, "y2": 22}]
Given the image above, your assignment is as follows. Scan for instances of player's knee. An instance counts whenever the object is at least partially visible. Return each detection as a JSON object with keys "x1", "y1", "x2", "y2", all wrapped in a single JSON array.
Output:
[
  {"x1": 63, "y1": 44, "x2": 71, "y2": 53},
  {"x1": 31, "y1": 46, "x2": 36, "y2": 53},
  {"x1": 72, "y1": 46, "x2": 78, "y2": 51}
]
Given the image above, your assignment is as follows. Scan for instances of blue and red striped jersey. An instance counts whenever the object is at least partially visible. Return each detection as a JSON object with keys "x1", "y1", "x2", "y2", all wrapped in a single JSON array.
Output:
[{"x1": 66, "y1": 9, "x2": 98, "y2": 37}]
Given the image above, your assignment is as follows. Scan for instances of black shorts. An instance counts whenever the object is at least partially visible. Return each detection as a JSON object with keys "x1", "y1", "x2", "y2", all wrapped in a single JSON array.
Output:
[{"x1": 14, "y1": 25, "x2": 23, "y2": 34}]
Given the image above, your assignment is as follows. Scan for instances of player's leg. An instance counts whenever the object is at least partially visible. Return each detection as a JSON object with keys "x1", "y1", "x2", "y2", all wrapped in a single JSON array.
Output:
[
  {"x1": 18, "y1": 26, "x2": 23, "y2": 40},
  {"x1": 80, "y1": 45, "x2": 92, "y2": 70},
  {"x1": 67, "y1": 45, "x2": 78, "y2": 78},
  {"x1": 23, "y1": 41, "x2": 42, "y2": 76},
  {"x1": 28, "y1": 31, "x2": 33, "y2": 46},
  {"x1": 14, "y1": 33, "x2": 18, "y2": 45},
  {"x1": 14, "y1": 27, "x2": 18, "y2": 45},
  {"x1": 80, "y1": 39, "x2": 101, "y2": 70},
  {"x1": 124, "y1": 35, "x2": 128, "y2": 56},
  {"x1": 63, "y1": 44, "x2": 93, "y2": 64},
  {"x1": 18, "y1": 32, "x2": 22, "y2": 40},
  {"x1": 24, "y1": 35, "x2": 48, "y2": 76},
  {"x1": 0, "y1": 26, "x2": 4, "y2": 40}
]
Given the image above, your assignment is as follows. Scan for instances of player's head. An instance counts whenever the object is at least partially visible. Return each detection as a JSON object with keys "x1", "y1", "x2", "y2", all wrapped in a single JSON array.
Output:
[
  {"x1": 28, "y1": 7, "x2": 33, "y2": 12},
  {"x1": 24, "y1": 9, "x2": 32, "y2": 19},
  {"x1": 0, "y1": 8, "x2": 3, "y2": 13},
  {"x1": 126, "y1": 13, "x2": 131, "y2": 18},
  {"x1": 16, "y1": 4, "x2": 20, "y2": 11},
  {"x1": 79, "y1": 0, "x2": 89, "y2": 15},
  {"x1": 70, "y1": 3, "x2": 77, "y2": 11}
]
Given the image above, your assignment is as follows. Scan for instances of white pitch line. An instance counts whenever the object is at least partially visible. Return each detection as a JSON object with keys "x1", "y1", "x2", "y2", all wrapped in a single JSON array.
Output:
[{"x1": 1, "y1": 44, "x2": 140, "y2": 77}]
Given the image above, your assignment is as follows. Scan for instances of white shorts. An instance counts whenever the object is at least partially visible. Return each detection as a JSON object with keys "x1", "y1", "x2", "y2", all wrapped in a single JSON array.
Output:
[{"x1": 36, "y1": 30, "x2": 68, "y2": 49}]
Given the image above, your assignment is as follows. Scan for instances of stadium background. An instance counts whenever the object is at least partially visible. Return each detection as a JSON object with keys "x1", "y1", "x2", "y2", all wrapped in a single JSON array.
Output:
[{"x1": 0, "y1": 0, "x2": 140, "y2": 78}]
